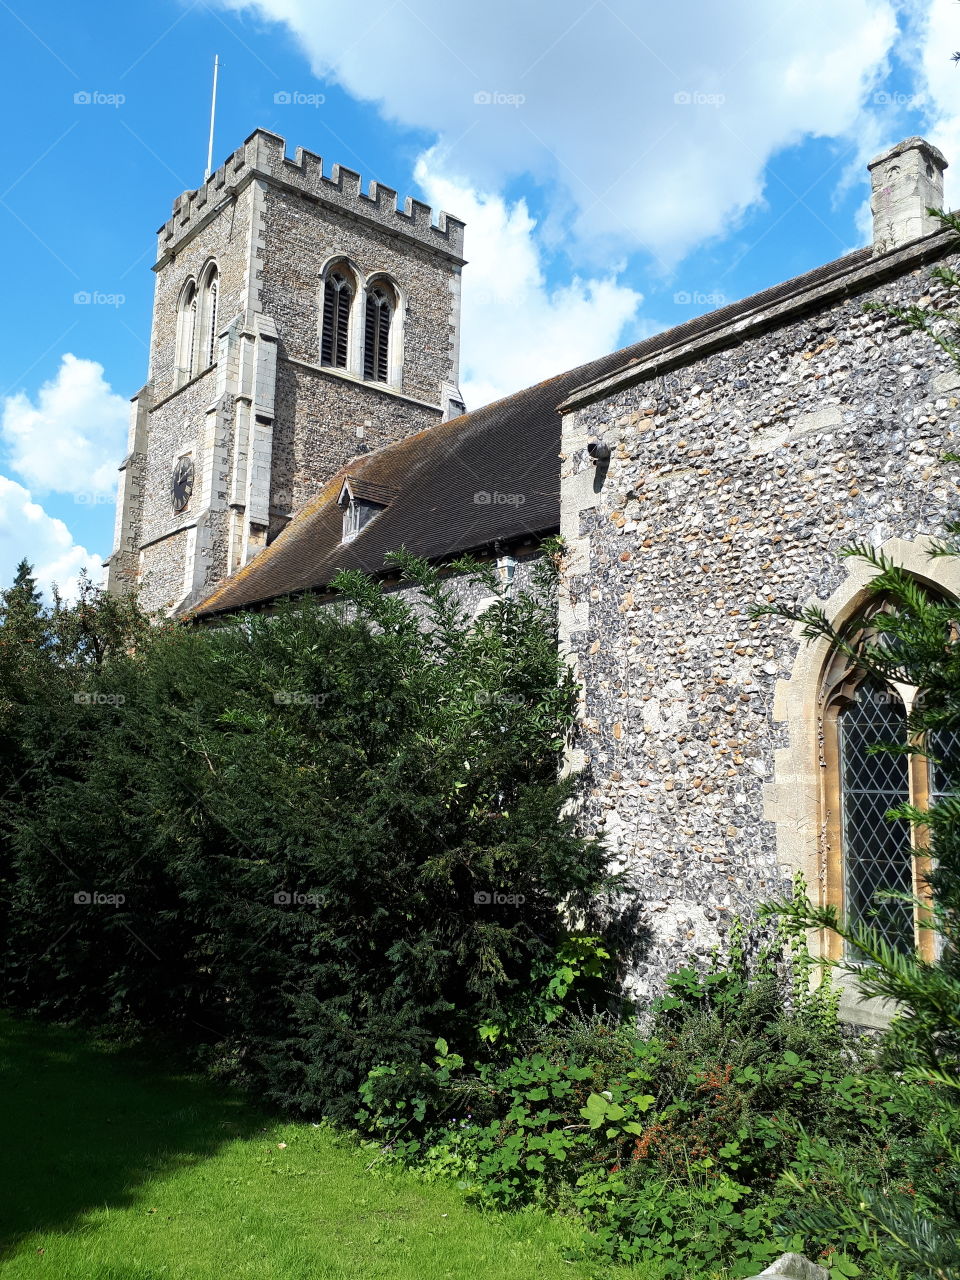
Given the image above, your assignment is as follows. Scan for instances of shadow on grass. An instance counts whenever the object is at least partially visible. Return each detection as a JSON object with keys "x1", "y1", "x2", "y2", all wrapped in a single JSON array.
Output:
[{"x1": 0, "y1": 1013, "x2": 264, "y2": 1259}]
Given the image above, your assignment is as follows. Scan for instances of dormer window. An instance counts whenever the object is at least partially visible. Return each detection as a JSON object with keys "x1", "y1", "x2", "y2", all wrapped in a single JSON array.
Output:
[
  {"x1": 337, "y1": 476, "x2": 398, "y2": 544},
  {"x1": 343, "y1": 496, "x2": 380, "y2": 541}
]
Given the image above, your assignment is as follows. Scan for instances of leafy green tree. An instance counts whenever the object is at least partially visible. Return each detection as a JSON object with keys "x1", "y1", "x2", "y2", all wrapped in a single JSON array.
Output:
[
  {"x1": 0, "y1": 567, "x2": 161, "y2": 1013},
  {"x1": 0, "y1": 560, "x2": 44, "y2": 642}
]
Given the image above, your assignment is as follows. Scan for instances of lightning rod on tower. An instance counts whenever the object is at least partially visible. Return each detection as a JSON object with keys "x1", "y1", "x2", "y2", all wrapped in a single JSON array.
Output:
[{"x1": 205, "y1": 55, "x2": 220, "y2": 180}]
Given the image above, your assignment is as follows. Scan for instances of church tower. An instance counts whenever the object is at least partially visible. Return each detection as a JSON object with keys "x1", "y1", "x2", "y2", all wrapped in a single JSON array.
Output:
[{"x1": 107, "y1": 129, "x2": 466, "y2": 613}]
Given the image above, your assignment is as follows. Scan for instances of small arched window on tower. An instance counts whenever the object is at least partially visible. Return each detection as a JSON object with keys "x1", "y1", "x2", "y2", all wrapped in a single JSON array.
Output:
[
  {"x1": 363, "y1": 280, "x2": 395, "y2": 383},
  {"x1": 197, "y1": 263, "x2": 219, "y2": 371},
  {"x1": 175, "y1": 279, "x2": 198, "y2": 386},
  {"x1": 821, "y1": 594, "x2": 953, "y2": 961},
  {"x1": 321, "y1": 266, "x2": 355, "y2": 369}
]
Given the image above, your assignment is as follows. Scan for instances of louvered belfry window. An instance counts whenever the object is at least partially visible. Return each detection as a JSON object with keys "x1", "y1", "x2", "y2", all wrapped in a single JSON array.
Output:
[
  {"x1": 206, "y1": 277, "x2": 218, "y2": 367},
  {"x1": 364, "y1": 286, "x2": 392, "y2": 382},
  {"x1": 186, "y1": 290, "x2": 198, "y2": 379},
  {"x1": 175, "y1": 281, "x2": 197, "y2": 384},
  {"x1": 321, "y1": 271, "x2": 353, "y2": 368},
  {"x1": 837, "y1": 677, "x2": 914, "y2": 951}
]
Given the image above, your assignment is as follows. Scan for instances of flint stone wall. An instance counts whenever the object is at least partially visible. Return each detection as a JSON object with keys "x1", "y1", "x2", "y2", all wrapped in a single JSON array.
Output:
[
  {"x1": 561, "y1": 247, "x2": 960, "y2": 998},
  {"x1": 149, "y1": 185, "x2": 254, "y2": 402},
  {"x1": 259, "y1": 185, "x2": 460, "y2": 404},
  {"x1": 138, "y1": 369, "x2": 233, "y2": 612},
  {"x1": 119, "y1": 138, "x2": 463, "y2": 616},
  {"x1": 270, "y1": 363, "x2": 440, "y2": 524},
  {"x1": 139, "y1": 529, "x2": 191, "y2": 613},
  {"x1": 382, "y1": 549, "x2": 545, "y2": 622}
]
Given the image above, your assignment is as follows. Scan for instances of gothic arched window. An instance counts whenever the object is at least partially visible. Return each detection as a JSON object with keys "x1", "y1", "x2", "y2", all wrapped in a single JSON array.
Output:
[
  {"x1": 198, "y1": 263, "x2": 219, "y2": 371},
  {"x1": 821, "y1": 597, "x2": 942, "y2": 959},
  {"x1": 321, "y1": 267, "x2": 355, "y2": 369},
  {"x1": 175, "y1": 279, "x2": 198, "y2": 385},
  {"x1": 363, "y1": 281, "x2": 395, "y2": 383},
  {"x1": 835, "y1": 678, "x2": 915, "y2": 951}
]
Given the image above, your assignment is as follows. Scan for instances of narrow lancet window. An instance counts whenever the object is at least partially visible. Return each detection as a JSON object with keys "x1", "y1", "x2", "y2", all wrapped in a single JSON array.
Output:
[
  {"x1": 198, "y1": 264, "x2": 219, "y2": 371},
  {"x1": 363, "y1": 284, "x2": 393, "y2": 383},
  {"x1": 321, "y1": 270, "x2": 354, "y2": 369},
  {"x1": 175, "y1": 281, "x2": 197, "y2": 384},
  {"x1": 837, "y1": 678, "x2": 914, "y2": 950}
]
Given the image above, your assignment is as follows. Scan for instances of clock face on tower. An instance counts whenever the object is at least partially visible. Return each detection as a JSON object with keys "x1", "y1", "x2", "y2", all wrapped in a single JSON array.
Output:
[{"x1": 171, "y1": 455, "x2": 194, "y2": 514}]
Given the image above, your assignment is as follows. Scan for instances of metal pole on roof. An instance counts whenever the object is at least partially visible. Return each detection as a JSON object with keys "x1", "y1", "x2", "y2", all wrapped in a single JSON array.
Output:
[{"x1": 205, "y1": 55, "x2": 220, "y2": 180}]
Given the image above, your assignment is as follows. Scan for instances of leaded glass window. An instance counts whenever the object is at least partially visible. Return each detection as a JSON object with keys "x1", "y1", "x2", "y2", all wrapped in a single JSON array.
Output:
[
  {"x1": 927, "y1": 723, "x2": 959, "y2": 805},
  {"x1": 821, "y1": 591, "x2": 952, "y2": 962},
  {"x1": 837, "y1": 678, "x2": 914, "y2": 951}
]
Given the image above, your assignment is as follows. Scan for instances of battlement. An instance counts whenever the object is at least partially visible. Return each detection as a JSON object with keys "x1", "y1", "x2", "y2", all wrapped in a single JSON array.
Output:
[{"x1": 156, "y1": 128, "x2": 466, "y2": 263}]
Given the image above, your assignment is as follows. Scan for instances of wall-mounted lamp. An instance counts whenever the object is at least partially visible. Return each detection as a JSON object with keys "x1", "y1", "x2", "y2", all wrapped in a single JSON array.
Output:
[{"x1": 587, "y1": 439, "x2": 611, "y2": 462}]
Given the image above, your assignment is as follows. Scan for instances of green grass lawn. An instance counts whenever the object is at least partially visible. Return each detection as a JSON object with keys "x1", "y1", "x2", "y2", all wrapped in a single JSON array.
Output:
[{"x1": 0, "y1": 1014, "x2": 641, "y2": 1279}]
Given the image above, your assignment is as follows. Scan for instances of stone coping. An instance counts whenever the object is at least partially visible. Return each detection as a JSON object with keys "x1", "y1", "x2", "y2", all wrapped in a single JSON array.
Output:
[{"x1": 559, "y1": 226, "x2": 957, "y2": 413}]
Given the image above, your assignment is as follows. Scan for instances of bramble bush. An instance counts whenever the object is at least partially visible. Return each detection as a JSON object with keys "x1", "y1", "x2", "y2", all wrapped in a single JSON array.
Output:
[
  {"x1": 357, "y1": 880, "x2": 960, "y2": 1280},
  {"x1": 357, "y1": 909, "x2": 929, "y2": 1279}
]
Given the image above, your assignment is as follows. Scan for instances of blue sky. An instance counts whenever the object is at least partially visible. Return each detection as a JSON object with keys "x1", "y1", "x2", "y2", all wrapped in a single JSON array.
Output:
[{"x1": 0, "y1": 0, "x2": 957, "y2": 598}]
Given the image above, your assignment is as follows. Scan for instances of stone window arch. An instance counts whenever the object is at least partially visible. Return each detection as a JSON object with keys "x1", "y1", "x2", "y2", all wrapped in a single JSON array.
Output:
[
  {"x1": 363, "y1": 276, "x2": 399, "y2": 385},
  {"x1": 320, "y1": 262, "x2": 357, "y2": 370},
  {"x1": 819, "y1": 598, "x2": 935, "y2": 960},
  {"x1": 766, "y1": 538, "x2": 960, "y2": 997},
  {"x1": 197, "y1": 262, "x2": 219, "y2": 372},
  {"x1": 175, "y1": 278, "x2": 197, "y2": 386}
]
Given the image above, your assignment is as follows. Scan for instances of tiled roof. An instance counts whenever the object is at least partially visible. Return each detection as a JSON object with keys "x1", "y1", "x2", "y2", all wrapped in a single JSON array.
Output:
[
  {"x1": 189, "y1": 242, "x2": 883, "y2": 619},
  {"x1": 338, "y1": 476, "x2": 400, "y2": 505},
  {"x1": 189, "y1": 366, "x2": 587, "y2": 618}
]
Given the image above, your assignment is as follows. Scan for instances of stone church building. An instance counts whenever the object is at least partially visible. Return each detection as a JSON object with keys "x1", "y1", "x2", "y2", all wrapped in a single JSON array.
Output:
[{"x1": 108, "y1": 130, "x2": 960, "y2": 1023}]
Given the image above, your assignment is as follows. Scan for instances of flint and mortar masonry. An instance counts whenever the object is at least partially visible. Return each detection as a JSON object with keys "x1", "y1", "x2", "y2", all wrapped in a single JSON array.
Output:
[
  {"x1": 110, "y1": 129, "x2": 466, "y2": 615},
  {"x1": 560, "y1": 243, "x2": 960, "y2": 1000}
]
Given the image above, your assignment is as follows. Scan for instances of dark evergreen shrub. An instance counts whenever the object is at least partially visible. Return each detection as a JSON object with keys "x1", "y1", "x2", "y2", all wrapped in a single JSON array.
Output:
[{"x1": 0, "y1": 552, "x2": 608, "y2": 1119}]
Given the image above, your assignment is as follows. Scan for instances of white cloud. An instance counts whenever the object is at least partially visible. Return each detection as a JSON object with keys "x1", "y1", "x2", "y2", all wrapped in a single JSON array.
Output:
[
  {"x1": 1, "y1": 353, "x2": 128, "y2": 500},
  {"x1": 0, "y1": 475, "x2": 102, "y2": 603},
  {"x1": 909, "y1": 0, "x2": 960, "y2": 210},
  {"x1": 415, "y1": 152, "x2": 643, "y2": 405},
  {"x1": 222, "y1": 0, "x2": 898, "y2": 262}
]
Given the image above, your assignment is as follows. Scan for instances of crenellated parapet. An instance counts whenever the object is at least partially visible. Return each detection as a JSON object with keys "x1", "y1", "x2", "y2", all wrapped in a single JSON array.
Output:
[{"x1": 156, "y1": 128, "x2": 466, "y2": 264}]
